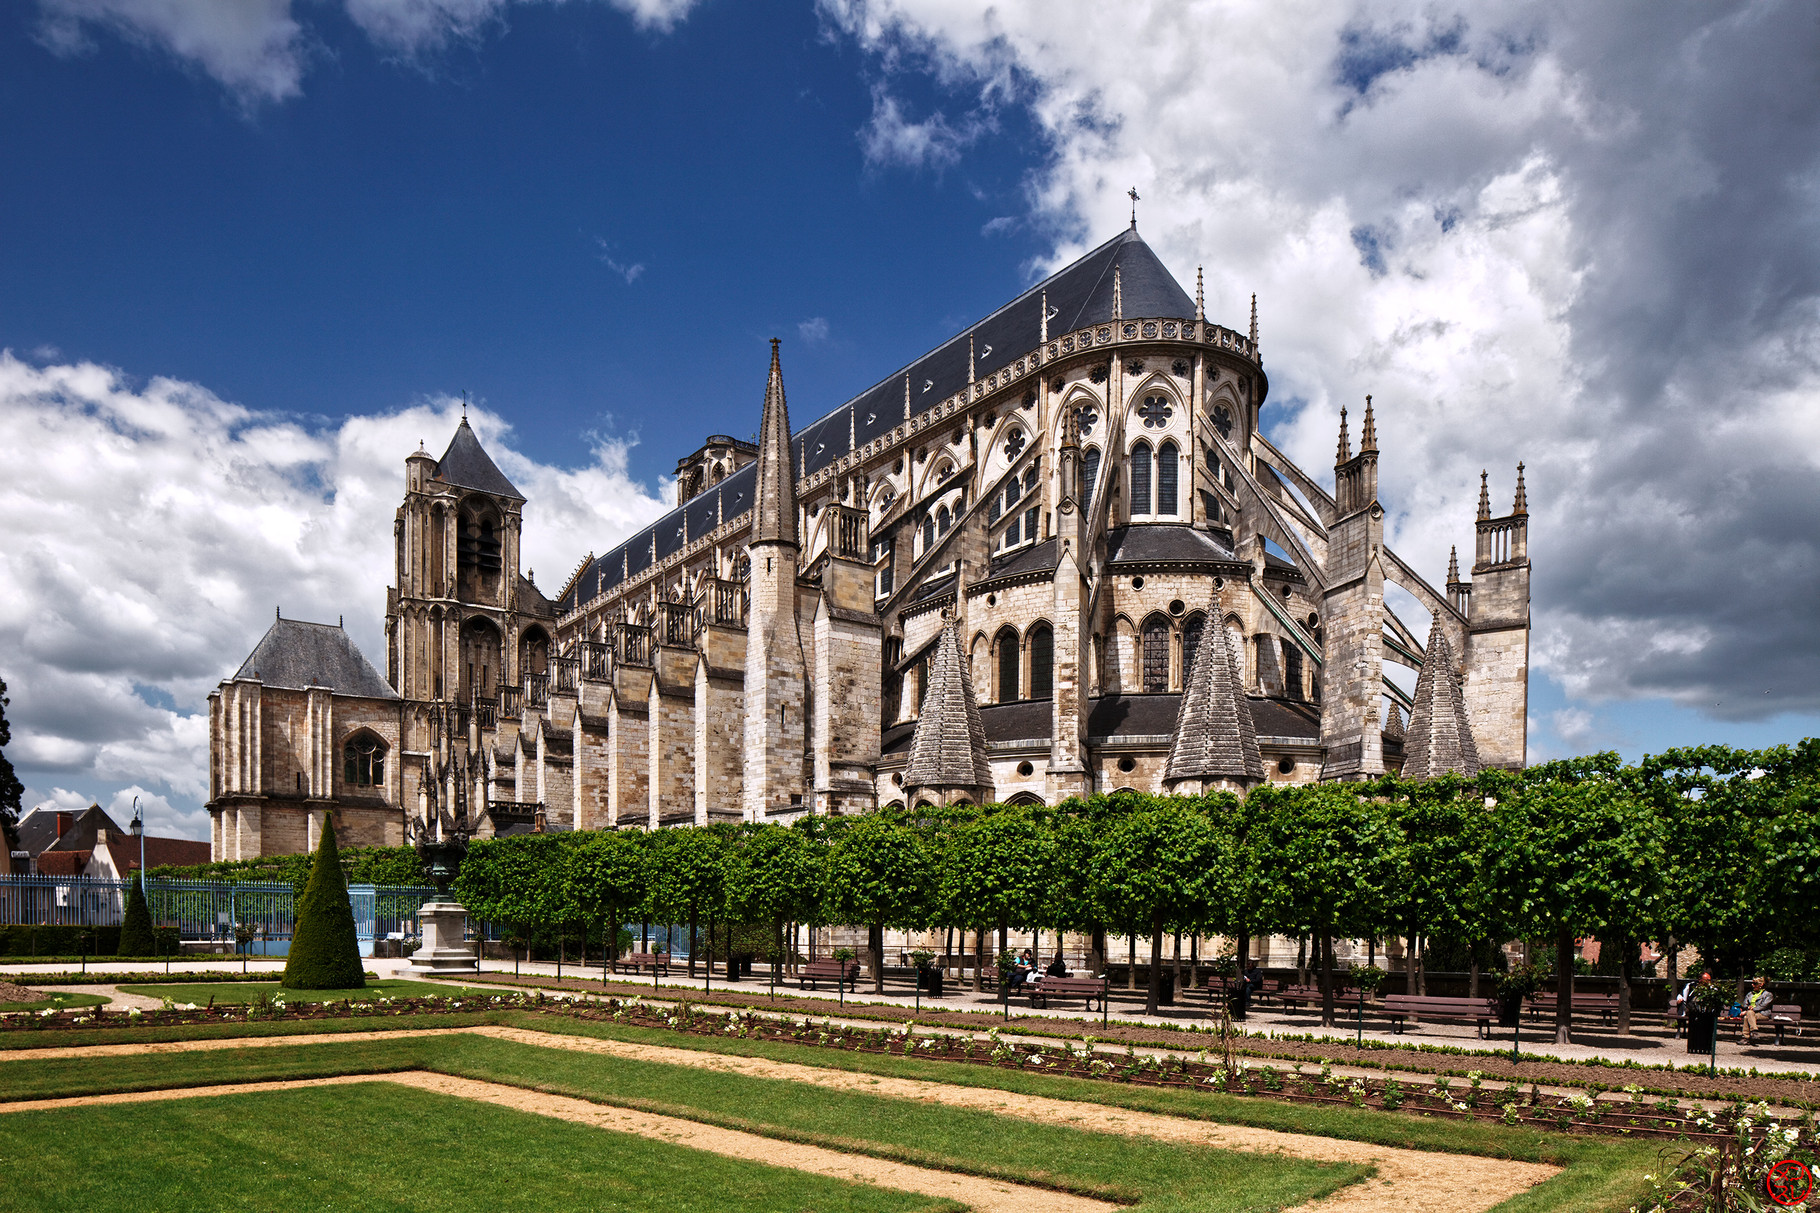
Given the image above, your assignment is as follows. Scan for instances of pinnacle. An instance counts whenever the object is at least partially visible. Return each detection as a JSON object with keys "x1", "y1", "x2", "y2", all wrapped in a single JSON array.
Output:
[
  {"x1": 1401, "y1": 618, "x2": 1481, "y2": 780},
  {"x1": 1360, "y1": 394, "x2": 1377, "y2": 452},
  {"x1": 1335, "y1": 406, "x2": 1352, "y2": 466},
  {"x1": 752, "y1": 340, "x2": 798, "y2": 547},
  {"x1": 1513, "y1": 461, "x2": 1528, "y2": 514},
  {"x1": 1164, "y1": 601, "x2": 1264, "y2": 787},
  {"x1": 1477, "y1": 471, "x2": 1491, "y2": 520},
  {"x1": 903, "y1": 617, "x2": 992, "y2": 793}
]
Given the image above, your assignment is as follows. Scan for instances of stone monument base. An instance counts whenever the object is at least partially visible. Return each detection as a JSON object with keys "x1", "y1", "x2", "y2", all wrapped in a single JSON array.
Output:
[{"x1": 404, "y1": 901, "x2": 480, "y2": 977}]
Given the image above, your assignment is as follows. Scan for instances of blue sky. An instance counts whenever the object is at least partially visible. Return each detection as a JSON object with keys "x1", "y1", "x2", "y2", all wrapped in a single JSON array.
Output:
[{"x1": 3, "y1": 0, "x2": 1817, "y2": 839}]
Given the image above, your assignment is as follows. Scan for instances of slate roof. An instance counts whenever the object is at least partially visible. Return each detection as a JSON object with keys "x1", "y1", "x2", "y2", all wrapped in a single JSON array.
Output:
[
  {"x1": 19, "y1": 803, "x2": 125, "y2": 858},
  {"x1": 436, "y1": 417, "x2": 524, "y2": 500},
  {"x1": 902, "y1": 618, "x2": 993, "y2": 790},
  {"x1": 884, "y1": 693, "x2": 1317, "y2": 756},
  {"x1": 561, "y1": 228, "x2": 1198, "y2": 616},
  {"x1": 1165, "y1": 611, "x2": 1264, "y2": 786},
  {"x1": 986, "y1": 537, "x2": 1059, "y2": 581},
  {"x1": 1086, "y1": 694, "x2": 1185, "y2": 738},
  {"x1": 1251, "y1": 697, "x2": 1322, "y2": 740},
  {"x1": 231, "y1": 618, "x2": 400, "y2": 699},
  {"x1": 978, "y1": 699, "x2": 1054, "y2": 743},
  {"x1": 1105, "y1": 524, "x2": 1236, "y2": 565},
  {"x1": 1401, "y1": 619, "x2": 1482, "y2": 779}
]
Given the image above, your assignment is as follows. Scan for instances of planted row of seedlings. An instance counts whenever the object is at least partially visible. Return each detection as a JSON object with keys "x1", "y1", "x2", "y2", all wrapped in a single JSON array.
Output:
[{"x1": 590, "y1": 999, "x2": 1817, "y2": 1148}]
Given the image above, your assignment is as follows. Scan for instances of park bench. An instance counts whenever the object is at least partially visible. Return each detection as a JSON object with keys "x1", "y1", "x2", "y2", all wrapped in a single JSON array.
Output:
[
  {"x1": 1274, "y1": 984, "x2": 1334, "y2": 1010},
  {"x1": 1382, "y1": 994, "x2": 1501, "y2": 1038},
  {"x1": 1525, "y1": 992, "x2": 1622, "y2": 1025},
  {"x1": 1720, "y1": 1003, "x2": 1806, "y2": 1046},
  {"x1": 615, "y1": 951, "x2": 669, "y2": 976},
  {"x1": 799, "y1": 959, "x2": 860, "y2": 992},
  {"x1": 1027, "y1": 975, "x2": 1109, "y2": 1013}
]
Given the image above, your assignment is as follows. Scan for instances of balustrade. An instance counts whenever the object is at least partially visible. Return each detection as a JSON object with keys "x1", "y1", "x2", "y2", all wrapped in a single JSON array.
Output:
[{"x1": 614, "y1": 622, "x2": 653, "y2": 668}]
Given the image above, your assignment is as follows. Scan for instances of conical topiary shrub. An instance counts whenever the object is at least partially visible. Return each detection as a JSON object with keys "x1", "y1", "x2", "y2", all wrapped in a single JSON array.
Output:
[
  {"x1": 117, "y1": 874, "x2": 155, "y2": 956},
  {"x1": 282, "y1": 821, "x2": 365, "y2": 989}
]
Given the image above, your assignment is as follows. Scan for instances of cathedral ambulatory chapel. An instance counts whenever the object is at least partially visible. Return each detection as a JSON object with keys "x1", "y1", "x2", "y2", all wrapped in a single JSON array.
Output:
[{"x1": 206, "y1": 225, "x2": 1530, "y2": 857}]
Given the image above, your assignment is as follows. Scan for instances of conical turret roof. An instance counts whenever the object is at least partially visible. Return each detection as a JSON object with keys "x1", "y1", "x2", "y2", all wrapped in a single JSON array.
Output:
[
  {"x1": 903, "y1": 617, "x2": 992, "y2": 792},
  {"x1": 1164, "y1": 605, "x2": 1264, "y2": 787},
  {"x1": 437, "y1": 417, "x2": 523, "y2": 500},
  {"x1": 1401, "y1": 619, "x2": 1481, "y2": 779},
  {"x1": 751, "y1": 339, "x2": 798, "y2": 547}
]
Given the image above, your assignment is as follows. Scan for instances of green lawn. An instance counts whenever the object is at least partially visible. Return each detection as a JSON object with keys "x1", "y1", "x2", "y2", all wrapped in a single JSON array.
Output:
[
  {"x1": 113, "y1": 978, "x2": 504, "y2": 1004},
  {"x1": 0, "y1": 1082, "x2": 954, "y2": 1213},
  {"x1": 0, "y1": 991, "x2": 109, "y2": 1013},
  {"x1": 0, "y1": 1010, "x2": 1665, "y2": 1211}
]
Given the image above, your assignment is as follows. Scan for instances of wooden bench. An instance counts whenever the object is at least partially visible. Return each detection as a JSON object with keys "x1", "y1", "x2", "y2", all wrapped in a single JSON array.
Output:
[
  {"x1": 1275, "y1": 984, "x2": 1334, "y2": 1010},
  {"x1": 1383, "y1": 995, "x2": 1501, "y2": 1038},
  {"x1": 1723, "y1": 1003, "x2": 1806, "y2": 1046},
  {"x1": 799, "y1": 959, "x2": 859, "y2": 992},
  {"x1": 615, "y1": 951, "x2": 669, "y2": 976},
  {"x1": 1028, "y1": 975, "x2": 1109, "y2": 1013},
  {"x1": 1525, "y1": 992, "x2": 1622, "y2": 1025}
]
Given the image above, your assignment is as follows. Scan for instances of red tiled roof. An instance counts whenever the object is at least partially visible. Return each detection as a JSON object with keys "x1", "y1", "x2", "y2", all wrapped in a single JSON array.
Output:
[{"x1": 35, "y1": 850, "x2": 92, "y2": 876}]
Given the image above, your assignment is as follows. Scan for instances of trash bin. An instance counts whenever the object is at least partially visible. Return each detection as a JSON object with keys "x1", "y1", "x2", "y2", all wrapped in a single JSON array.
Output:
[
  {"x1": 1686, "y1": 1009, "x2": 1719, "y2": 1055},
  {"x1": 920, "y1": 968, "x2": 944, "y2": 999}
]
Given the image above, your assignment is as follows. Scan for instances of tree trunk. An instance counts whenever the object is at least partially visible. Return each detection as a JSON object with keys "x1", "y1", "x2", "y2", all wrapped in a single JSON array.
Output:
[
  {"x1": 1555, "y1": 922, "x2": 1575, "y2": 1045},
  {"x1": 1665, "y1": 933, "x2": 1678, "y2": 989},
  {"x1": 974, "y1": 927, "x2": 985, "y2": 992},
  {"x1": 1173, "y1": 929, "x2": 1184, "y2": 992},
  {"x1": 1146, "y1": 909, "x2": 1165, "y2": 1016},
  {"x1": 1128, "y1": 931, "x2": 1139, "y2": 990},
  {"x1": 1090, "y1": 925, "x2": 1106, "y2": 976},
  {"x1": 1367, "y1": 935, "x2": 1376, "y2": 970},
  {"x1": 1296, "y1": 934, "x2": 1307, "y2": 987},
  {"x1": 1412, "y1": 930, "x2": 1425, "y2": 996},
  {"x1": 1469, "y1": 953, "x2": 1480, "y2": 999},
  {"x1": 1235, "y1": 925, "x2": 1250, "y2": 979},
  {"x1": 1319, "y1": 927, "x2": 1336, "y2": 1027},
  {"x1": 870, "y1": 922, "x2": 885, "y2": 994},
  {"x1": 1616, "y1": 933, "x2": 1633, "y2": 1035},
  {"x1": 688, "y1": 909, "x2": 698, "y2": 978},
  {"x1": 944, "y1": 925, "x2": 953, "y2": 973},
  {"x1": 998, "y1": 920, "x2": 1010, "y2": 1005}
]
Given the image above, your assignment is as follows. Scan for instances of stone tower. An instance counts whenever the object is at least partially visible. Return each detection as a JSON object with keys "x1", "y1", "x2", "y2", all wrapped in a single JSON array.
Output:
[
  {"x1": 1462, "y1": 466, "x2": 1531, "y2": 768},
  {"x1": 1317, "y1": 398, "x2": 1387, "y2": 780},
  {"x1": 742, "y1": 341, "x2": 807, "y2": 819}
]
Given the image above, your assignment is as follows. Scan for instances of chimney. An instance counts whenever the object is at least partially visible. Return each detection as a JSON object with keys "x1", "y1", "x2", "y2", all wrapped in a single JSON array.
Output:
[{"x1": 56, "y1": 811, "x2": 71, "y2": 840}]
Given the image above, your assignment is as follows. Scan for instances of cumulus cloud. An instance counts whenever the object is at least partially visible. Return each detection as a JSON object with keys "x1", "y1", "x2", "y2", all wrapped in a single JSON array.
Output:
[
  {"x1": 858, "y1": 83, "x2": 996, "y2": 171},
  {"x1": 0, "y1": 352, "x2": 670, "y2": 837},
  {"x1": 32, "y1": 0, "x2": 703, "y2": 102},
  {"x1": 34, "y1": 0, "x2": 309, "y2": 106},
  {"x1": 797, "y1": 316, "x2": 831, "y2": 343},
  {"x1": 821, "y1": 0, "x2": 1820, "y2": 724}
]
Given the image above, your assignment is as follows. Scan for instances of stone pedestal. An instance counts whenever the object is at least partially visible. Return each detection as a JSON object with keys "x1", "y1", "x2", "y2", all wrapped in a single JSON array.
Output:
[{"x1": 404, "y1": 901, "x2": 479, "y2": 976}]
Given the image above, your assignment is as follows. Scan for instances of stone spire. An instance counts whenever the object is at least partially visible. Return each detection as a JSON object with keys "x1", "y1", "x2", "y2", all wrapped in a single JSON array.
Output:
[
  {"x1": 1195, "y1": 267, "x2": 1205, "y2": 323},
  {"x1": 1040, "y1": 289, "x2": 1049, "y2": 342},
  {"x1": 752, "y1": 339, "x2": 797, "y2": 547},
  {"x1": 1400, "y1": 618, "x2": 1481, "y2": 780},
  {"x1": 1249, "y1": 293, "x2": 1258, "y2": 346},
  {"x1": 1477, "y1": 470, "x2": 1491, "y2": 520},
  {"x1": 1360, "y1": 394, "x2": 1377, "y2": 452},
  {"x1": 903, "y1": 615, "x2": 992, "y2": 798},
  {"x1": 1512, "y1": 461, "x2": 1528, "y2": 514},
  {"x1": 1113, "y1": 265, "x2": 1123, "y2": 320},
  {"x1": 1164, "y1": 608, "x2": 1264, "y2": 790},
  {"x1": 1447, "y1": 545, "x2": 1460, "y2": 583},
  {"x1": 1335, "y1": 405, "x2": 1352, "y2": 466}
]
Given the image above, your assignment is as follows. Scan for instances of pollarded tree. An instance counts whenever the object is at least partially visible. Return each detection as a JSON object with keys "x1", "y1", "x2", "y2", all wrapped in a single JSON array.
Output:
[
  {"x1": 0, "y1": 676, "x2": 22, "y2": 832},
  {"x1": 1250, "y1": 783, "x2": 1400, "y2": 1026},
  {"x1": 648, "y1": 825, "x2": 732, "y2": 976},
  {"x1": 1755, "y1": 739, "x2": 1820, "y2": 958},
  {"x1": 566, "y1": 829, "x2": 650, "y2": 967},
  {"x1": 1087, "y1": 796, "x2": 1223, "y2": 1016},
  {"x1": 456, "y1": 832, "x2": 568, "y2": 947},
  {"x1": 726, "y1": 821, "x2": 823, "y2": 976},
  {"x1": 283, "y1": 823, "x2": 364, "y2": 989},
  {"x1": 938, "y1": 805, "x2": 1054, "y2": 998},
  {"x1": 1376, "y1": 772, "x2": 1499, "y2": 997},
  {"x1": 821, "y1": 810, "x2": 933, "y2": 993},
  {"x1": 1479, "y1": 757, "x2": 1665, "y2": 1044}
]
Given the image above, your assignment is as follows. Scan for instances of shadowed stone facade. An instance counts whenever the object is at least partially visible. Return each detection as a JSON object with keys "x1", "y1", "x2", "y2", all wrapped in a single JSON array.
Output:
[{"x1": 209, "y1": 224, "x2": 1529, "y2": 854}]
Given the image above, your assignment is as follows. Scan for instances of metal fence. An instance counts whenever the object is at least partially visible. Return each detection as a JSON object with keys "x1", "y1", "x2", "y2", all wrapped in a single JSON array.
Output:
[{"x1": 0, "y1": 875, "x2": 439, "y2": 956}]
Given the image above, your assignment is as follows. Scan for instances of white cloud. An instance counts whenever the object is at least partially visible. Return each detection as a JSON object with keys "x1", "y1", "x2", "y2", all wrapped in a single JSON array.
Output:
[
  {"x1": 32, "y1": 0, "x2": 703, "y2": 101},
  {"x1": 595, "y1": 238, "x2": 647, "y2": 283},
  {"x1": 797, "y1": 317, "x2": 831, "y2": 343},
  {"x1": 858, "y1": 83, "x2": 994, "y2": 171},
  {"x1": 0, "y1": 352, "x2": 670, "y2": 838},
  {"x1": 35, "y1": 0, "x2": 308, "y2": 106},
  {"x1": 821, "y1": 0, "x2": 1820, "y2": 721}
]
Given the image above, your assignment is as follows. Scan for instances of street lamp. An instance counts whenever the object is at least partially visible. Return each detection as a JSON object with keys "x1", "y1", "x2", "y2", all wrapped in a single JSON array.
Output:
[{"x1": 130, "y1": 796, "x2": 145, "y2": 878}]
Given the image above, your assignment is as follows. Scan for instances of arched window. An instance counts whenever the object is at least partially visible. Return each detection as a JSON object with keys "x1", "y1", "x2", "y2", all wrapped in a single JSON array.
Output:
[
  {"x1": 921, "y1": 514, "x2": 935, "y2": 553},
  {"x1": 1181, "y1": 612, "x2": 1206, "y2": 680},
  {"x1": 937, "y1": 504, "x2": 952, "y2": 534},
  {"x1": 1141, "y1": 616, "x2": 1170, "y2": 693},
  {"x1": 1028, "y1": 624, "x2": 1054, "y2": 699},
  {"x1": 1081, "y1": 447, "x2": 1101, "y2": 512},
  {"x1": 343, "y1": 733, "x2": 387, "y2": 789},
  {"x1": 1157, "y1": 440, "x2": 1179, "y2": 516},
  {"x1": 1130, "y1": 442, "x2": 1153, "y2": 516},
  {"x1": 996, "y1": 626, "x2": 1020, "y2": 703},
  {"x1": 1004, "y1": 473, "x2": 1021, "y2": 509},
  {"x1": 1024, "y1": 464, "x2": 1039, "y2": 495}
]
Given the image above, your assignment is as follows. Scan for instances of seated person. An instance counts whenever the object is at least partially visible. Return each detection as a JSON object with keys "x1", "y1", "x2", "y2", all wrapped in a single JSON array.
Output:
[
  {"x1": 1741, "y1": 977, "x2": 1774, "y2": 1046},
  {"x1": 1045, "y1": 953, "x2": 1068, "y2": 978},
  {"x1": 1010, "y1": 948, "x2": 1036, "y2": 990}
]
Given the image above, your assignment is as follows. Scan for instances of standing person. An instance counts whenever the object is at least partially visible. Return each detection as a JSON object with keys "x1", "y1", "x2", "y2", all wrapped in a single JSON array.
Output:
[
  {"x1": 1741, "y1": 977, "x2": 1774, "y2": 1046},
  {"x1": 1238, "y1": 959, "x2": 1262, "y2": 1020}
]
